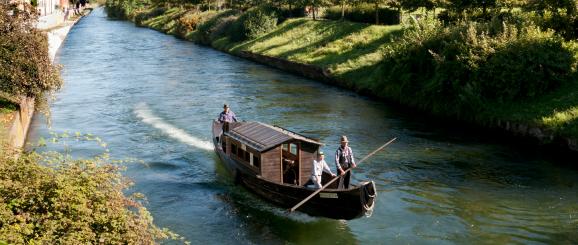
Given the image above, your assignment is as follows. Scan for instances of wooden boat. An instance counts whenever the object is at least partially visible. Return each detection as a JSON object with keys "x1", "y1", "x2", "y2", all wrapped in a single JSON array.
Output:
[{"x1": 212, "y1": 120, "x2": 376, "y2": 220}]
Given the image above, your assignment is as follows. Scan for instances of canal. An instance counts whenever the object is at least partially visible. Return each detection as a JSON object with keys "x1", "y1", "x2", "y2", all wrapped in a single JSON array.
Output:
[{"x1": 28, "y1": 8, "x2": 578, "y2": 244}]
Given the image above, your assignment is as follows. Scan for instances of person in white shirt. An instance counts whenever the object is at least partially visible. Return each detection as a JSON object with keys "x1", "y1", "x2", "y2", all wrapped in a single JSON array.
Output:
[{"x1": 308, "y1": 151, "x2": 336, "y2": 189}]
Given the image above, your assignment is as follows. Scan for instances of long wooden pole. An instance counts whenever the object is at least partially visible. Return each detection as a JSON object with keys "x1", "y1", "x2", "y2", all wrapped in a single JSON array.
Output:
[{"x1": 289, "y1": 137, "x2": 397, "y2": 212}]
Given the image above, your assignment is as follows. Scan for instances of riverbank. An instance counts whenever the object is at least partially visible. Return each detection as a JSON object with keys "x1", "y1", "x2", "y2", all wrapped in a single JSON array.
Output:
[
  {"x1": 1, "y1": 9, "x2": 91, "y2": 152},
  {"x1": 108, "y1": 5, "x2": 578, "y2": 152}
]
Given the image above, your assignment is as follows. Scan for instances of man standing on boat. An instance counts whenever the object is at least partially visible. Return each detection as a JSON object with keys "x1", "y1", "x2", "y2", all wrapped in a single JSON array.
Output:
[
  {"x1": 217, "y1": 104, "x2": 238, "y2": 123},
  {"x1": 308, "y1": 152, "x2": 336, "y2": 189},
  {"x1": 335, "y1": 135, "x2": 356, "y2": 189}
]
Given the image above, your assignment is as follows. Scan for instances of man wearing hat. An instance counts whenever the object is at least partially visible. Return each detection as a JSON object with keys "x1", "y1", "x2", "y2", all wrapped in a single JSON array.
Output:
[
  {"x1": 335, "y1": 135, "x2": 356, "y2": 189},
  {"x1": 217, "y1": 104, "x2": 238, "y2": 123},
  {"x1": 307, "y1": 151, "x2": 336, "y2": 189}
]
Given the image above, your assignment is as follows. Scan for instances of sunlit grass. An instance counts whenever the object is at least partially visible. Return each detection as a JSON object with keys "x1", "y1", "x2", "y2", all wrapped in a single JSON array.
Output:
[
  {"x1": 228, "y1": 18, "x2": 402, "y2": 76},
  {"x1": 141, "y1": 7, "x2": 186, "y2": 33},
  {"x1": 542, "y1": 107, "x2": 578, "y2": 130}
]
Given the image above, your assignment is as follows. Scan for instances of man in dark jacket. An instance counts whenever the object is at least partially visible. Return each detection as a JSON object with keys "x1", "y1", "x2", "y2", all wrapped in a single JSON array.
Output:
[{"x1": 335, "y1": 135, "x2": 356, "y2": 189}]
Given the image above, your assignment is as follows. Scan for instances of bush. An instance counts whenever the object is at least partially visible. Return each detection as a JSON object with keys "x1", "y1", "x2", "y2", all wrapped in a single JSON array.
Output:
[
  {"x1": 210, "y1": 15, "x2": 239, "y2": 41},
  {"x1": 240, "y1": 7, "x2": 278, "y2": 40},
  {"x1": 196, "y1": 10, "x2": 240, "y2": 44},
  {"x1": 175, "y1": 10, "x2": 203, "y2": 37},
  {"x1": 0, "y1": 138, "x2": 180, "y2": 244},
  {"x1": 276, "y1": 6, "x2": 307, "y2": 20},
  {"x1": 324, "y1": 4, "x2": 400, "y2": 25},
  {"x1": 0, "y1": 3, "x2": 62, "y2": 99},
  {"x1": 374, "y1": 19, "x2": 576, "y2": 115}
]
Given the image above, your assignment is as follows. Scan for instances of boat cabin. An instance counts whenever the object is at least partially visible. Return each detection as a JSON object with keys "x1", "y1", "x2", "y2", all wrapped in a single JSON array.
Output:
[{"x1": 219, "y1": 122, "x2": 323, "y2": 186}]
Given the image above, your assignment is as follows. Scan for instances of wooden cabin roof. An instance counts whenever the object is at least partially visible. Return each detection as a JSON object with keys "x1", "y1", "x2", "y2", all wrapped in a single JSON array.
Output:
[{"x1": 225, "y1": 122, "x2": 323, "y2": 152}]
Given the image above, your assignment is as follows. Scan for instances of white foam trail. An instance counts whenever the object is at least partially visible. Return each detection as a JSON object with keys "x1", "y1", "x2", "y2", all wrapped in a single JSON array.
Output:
[{"x1": 134, "y1": 103, "x2": 214, "y2": 151}]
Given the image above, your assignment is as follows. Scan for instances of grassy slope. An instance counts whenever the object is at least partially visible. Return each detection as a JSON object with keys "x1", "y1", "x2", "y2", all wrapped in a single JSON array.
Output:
[
  {"x1": 219, "y1": 18, "x2": 578, "y2": 139},
  {"x1": 133, "y1": 8, "x2": 578, "y2": 142}
]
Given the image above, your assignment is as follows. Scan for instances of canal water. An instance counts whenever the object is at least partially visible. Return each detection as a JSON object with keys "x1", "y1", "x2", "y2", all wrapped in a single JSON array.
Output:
[{"x1": 29, "y1": 8, "x2": 578, "y2": 244}]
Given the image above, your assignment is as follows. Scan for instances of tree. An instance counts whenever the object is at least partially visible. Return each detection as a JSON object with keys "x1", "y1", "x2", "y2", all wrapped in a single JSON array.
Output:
[{"x1": 0, "y1": 2, "x2": 62, "y2": 104}]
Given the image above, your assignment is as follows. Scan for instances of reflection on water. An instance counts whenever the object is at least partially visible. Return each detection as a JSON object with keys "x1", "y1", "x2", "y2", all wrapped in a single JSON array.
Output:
[{"x1": 28, "y1": 7, "x2": 578, "y2": 244}]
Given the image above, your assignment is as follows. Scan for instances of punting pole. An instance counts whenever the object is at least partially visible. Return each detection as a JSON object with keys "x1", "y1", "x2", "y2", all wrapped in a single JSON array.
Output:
[{"x1": 289, "y1": 137, "x2": 397, "y2": 212}]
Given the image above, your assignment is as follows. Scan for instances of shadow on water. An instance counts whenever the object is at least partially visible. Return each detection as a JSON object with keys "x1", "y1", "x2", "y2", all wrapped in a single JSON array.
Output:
[
  {"x1": 215, "y1": 187, "x2": 358, "y2": 245},
  {"x1": 212, "y1": 155, "x2": 358, "y2": 244}
]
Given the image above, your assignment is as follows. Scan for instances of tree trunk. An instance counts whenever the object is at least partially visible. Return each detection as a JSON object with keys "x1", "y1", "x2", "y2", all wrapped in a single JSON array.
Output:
[
  {"x1": 375, "y1": 1, "x2": 379, "y2": 24},
  {"x1": 341, "y1": 0, "x2": 345, "y2": 20},
  {"x1": 312, "y1": 0, "x2": 316, "y2": 20}
]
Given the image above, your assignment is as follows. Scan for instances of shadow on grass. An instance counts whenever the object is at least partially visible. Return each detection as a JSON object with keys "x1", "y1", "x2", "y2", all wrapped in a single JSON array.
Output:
[
  {"x1": 230, "y1": 18, "x2": 311, "y2": 53},
  {"x1": 233, "y1": 18, "x2": 403, "y2": 72}
]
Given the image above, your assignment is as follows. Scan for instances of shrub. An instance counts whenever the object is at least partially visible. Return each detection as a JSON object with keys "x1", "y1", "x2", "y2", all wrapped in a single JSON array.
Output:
[
  {"x1": 0, "y1": 3, "x2": 62, "y2": 99},
  {"x1": 324, "y1": 4, "x2": 400, "y2": 25},
  {"x1": 276, "y1": 5, "x2": 307, "y2": 20},
  {"x1": 240, "y1": 7, "x2": 278, "y2": 40},
  {"x1": 375, "y1": 19, "x2": 576, "y2": 116},
  {"x1": 0, "y1": 138, "x2": 180, "y2": 244},
  {"x1": 175, "y1": 10, "x2": 203, "y2": 37},
  {"x1": 210, "y1": 15, "x2": 239, "y2": 41},
  {"x1": 196, "y1": 10, "x2": 240, "y2": 44}
]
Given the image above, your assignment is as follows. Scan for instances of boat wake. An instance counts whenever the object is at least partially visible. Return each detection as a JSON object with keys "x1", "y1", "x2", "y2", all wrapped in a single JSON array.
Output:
[{"x1": 134, "y1": 102, "x2": 214, "y2": 151}]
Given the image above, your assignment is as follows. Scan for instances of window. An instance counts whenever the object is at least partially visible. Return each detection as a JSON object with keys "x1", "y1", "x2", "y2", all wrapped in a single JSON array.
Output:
[
  {"x1": 290, "y1": 143, "x2": 298, "y2": 155},
  {"x1": 244, "y1": 151, "x2": 250, "y2": 162},
  {"x1": 237, "y1": 148, "x2": 244, "y2": 159},
  {"x1": 283, "y1": 144, "x2": 289, "y2": 152},
  {"x1": 231, "y1": 144, "x2": 237, "y2": 156},
  {"x1": 221, "y1": 140, "x2": 226, "y2": 152},
  {"x1": 253, "y1": 155, "x2": 260, "y2": 169}
]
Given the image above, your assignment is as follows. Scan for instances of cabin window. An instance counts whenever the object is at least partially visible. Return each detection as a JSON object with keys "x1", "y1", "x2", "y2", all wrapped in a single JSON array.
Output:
[
  {"x1": 237, "y1": 148, "x2": 244, "y2": 159},
  {"x1": 253, "y1": 155, "x2": 260, "y2": 169},
  {"x1": 244, "y1": 151, "x2": 250, "y2": 162},
  {"x1": 221, "y1": 139, "x2": 226, "y2": 152},
  {"x1": 290, "y1": 143, "x2": 298, "y2": 155},
  {"x1": 231, "y1": 144, "x2": 237, "y2": 156},
  {"x1": 283, "y1": 143, "x2": 289, "y2": 152}
]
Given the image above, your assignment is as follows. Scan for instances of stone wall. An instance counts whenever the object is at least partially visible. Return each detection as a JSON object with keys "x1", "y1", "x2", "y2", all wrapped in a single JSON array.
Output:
[{"x1": 7, "y1": 97, "x2": 35, "y2": 151}]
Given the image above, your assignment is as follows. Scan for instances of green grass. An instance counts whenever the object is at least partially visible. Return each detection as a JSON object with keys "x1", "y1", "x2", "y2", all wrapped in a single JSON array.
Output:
[
  {"x1": 226, "y1": 18, "x2": 403, "y2": 76},
  {"x1": 485, "y1": 79, "x2": 578, "y2": 137},
  {"x1": 141, "y1": 7, "x2": 187, "y2": 33}
]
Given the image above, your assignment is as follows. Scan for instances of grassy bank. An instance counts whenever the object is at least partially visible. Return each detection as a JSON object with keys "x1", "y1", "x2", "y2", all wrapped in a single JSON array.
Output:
[{"x1": 107, "y1": 3, "x2": 578, "y2": 150}]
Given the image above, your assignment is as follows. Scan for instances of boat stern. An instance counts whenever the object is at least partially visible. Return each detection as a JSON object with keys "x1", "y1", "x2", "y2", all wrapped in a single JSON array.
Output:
[{"x1": 360, "y1": 180, "x2": 377, "y2": 217}]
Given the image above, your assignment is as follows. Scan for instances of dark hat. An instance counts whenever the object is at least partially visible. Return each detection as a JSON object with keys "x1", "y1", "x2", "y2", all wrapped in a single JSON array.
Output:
[
  {"x1": 340, "y1": 135, "x2": 349, "y2": 143},
  {"x1": 223, "y1": 104, "x2": 229, "y2": 108}
]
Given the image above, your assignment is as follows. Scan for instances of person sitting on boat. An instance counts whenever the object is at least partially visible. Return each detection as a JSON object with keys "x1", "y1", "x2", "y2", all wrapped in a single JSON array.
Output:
[
  {"x1": 306, "y1": 151, "x2": 335, "y2": 189},
  {"x1": 335, "y1": 135, "x2": 356, "y2": 189},
  {"x1": 217, "y1": 104, "x2": 238, "y2": 123}
]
